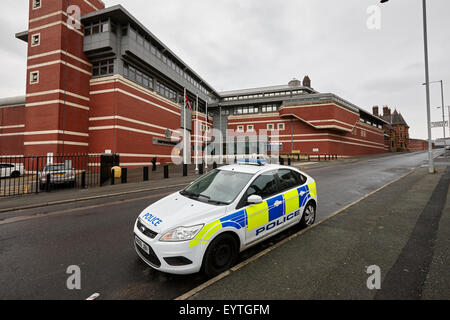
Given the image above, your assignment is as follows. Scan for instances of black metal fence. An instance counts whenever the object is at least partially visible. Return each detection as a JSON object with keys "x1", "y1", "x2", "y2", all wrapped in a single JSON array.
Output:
[{"x1": 0, "y1": 154, "x2": 103, "y2": 197}]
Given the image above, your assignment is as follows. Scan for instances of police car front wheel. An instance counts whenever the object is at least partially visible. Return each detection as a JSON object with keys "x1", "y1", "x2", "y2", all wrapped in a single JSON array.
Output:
[{"x1": 203, "y1": 233, "x2": 239, "y2": 277}]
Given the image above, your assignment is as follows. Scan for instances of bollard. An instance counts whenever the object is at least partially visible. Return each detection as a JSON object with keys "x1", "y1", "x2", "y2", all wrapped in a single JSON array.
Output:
[
  {"x1": 164, "y1": 164, "x2": 169, "y2": 179},
  {"x1": 143, "y1": 166, "x2": 149, "y2": 181},
  {"x1": 151, "y1": 157, "x2": 157, "y2": 171},
  {"x1": 183, "y1": 164, "x2": 188, "y2": 177},
  {"x1": 288, "y1": 158, "x2": 291, "y2": 166},
  {"x1": 213, "y1": 162, "x2": 217, "y2": 169},
  {"x1": 318, "y1": 155, "x2": 321, "y2": 162},
  {"x1": 279, "y1": 157, "x2": 285, "y2": 165},
  {"x1": 46, "y1": 173, "x2": 51, "y2": 192},
  {"x1": 121, "y1": 168, "x2": 127, "y2": 184},
  {"x1": 81, "y1": 171, "x2": 86, "y2": 189},
  {"x1": 199, "y1": 163, "x2": 204, "y2": 175},
  {"x1": 111, "y1": 169, "x2": 115, "y2": 185},
  {"x1": 308, "y1": 154, "x2": 311, "y2": 162}
]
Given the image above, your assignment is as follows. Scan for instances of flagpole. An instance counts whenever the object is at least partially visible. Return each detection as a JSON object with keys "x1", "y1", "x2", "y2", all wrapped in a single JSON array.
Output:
[
  {"x1": 205, "y1": 100, "x2": 208, "y2": 169},
  {"x1": 183, "y1": 88, "x2": 186, "y2": 165},
  {"x1": 195, "y1": 94, "x2": 199, "y2": 171}
]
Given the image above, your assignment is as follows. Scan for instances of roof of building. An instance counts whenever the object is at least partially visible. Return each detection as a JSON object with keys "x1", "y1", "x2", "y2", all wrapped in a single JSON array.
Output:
[
  {"x1": 0, "y1": 96, "x2": 26, "y2": 107},
  {"x1": 219, "y1": 82, "x2": 317, "y2": 97},
  {"x1": 381, "y1": 110, "x2": 409, "y2": 127}
]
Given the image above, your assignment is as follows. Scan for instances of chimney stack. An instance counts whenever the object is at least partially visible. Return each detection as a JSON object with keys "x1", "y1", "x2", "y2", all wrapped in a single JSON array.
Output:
[
  {"x1": 373, "y1": 106, "x2": 379, "y2": 116},
  {"x1": 383, "y1": 106, "x2": 391, "y2": 116},
  {"x1": 302, "y1": 75, "x2": 311, "y2": 88}
]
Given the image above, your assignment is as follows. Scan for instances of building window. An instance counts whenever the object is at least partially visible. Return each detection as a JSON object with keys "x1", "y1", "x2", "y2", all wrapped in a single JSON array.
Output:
[
  {"x1": 100, "y1": 20, "x2": 109, "y2": 33},
  {"x1": 267, "y1": 124, "x2": 274, "y2": 130},
  {"x1": 278, "y1": 123, "x2": 285, "y2": 131},
  {"x1": 247, "y1": 125, "x2": 254, "y2": 132},
  {"x1": 92, "y1": 59, "x2": 114, "y2": 76},
  {"x1": 32, "y1": 0, "x2": 42, "y2": 9},
  {"x1": 31, "y1": 33, "x2": 40, "y2": 47},
  {"x1": 237, "y1": 125, "x2": 244, "y2": 133},
  {"x1": 30, "y1": 71, "x2": 39, "y2": 84}
]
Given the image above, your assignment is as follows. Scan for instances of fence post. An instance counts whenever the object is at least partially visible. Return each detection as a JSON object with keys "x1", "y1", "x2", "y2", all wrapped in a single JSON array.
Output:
[
  {"x1": 143, "y1": 166, "x2": 149, "y2": 181},
  {"x1": 46, "y1": 173, "x2": 51, "y2": 192},
  {"x1": 81, "y1": 171, "x2": 86, "y2": 189},
  {"x1": 121, "y1": 168, "x2": 127, "y2": 184},
  {"x1": 164, "y1": 165, "x2": 169, "y2": 179},
  {"x1": 35, "y1": 157, "x2": 39, "y2": 194}
]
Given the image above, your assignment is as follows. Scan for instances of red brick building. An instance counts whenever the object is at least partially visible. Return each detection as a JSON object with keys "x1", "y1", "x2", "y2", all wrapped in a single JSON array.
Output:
[
  {"x1": 1, "y1": 0, "x2": 390, "y2": 164},
  {"x1": 373, "y1": 106, "x2": 409, "y2": 152}
]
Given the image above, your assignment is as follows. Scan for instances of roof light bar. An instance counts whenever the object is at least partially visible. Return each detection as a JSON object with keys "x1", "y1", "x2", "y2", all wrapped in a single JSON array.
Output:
[{"x1": 236, "y1": 158, "x2": 267, "y2": 166}]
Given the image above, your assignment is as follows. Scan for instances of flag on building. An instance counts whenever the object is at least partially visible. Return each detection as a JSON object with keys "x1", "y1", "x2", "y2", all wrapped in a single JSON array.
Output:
[{"x1": 185, "y1": 93, "x2": 192, "y2": 110}]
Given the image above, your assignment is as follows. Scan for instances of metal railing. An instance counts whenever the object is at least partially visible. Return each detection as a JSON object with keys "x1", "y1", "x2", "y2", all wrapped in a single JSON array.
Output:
[{"x1": 0, "y1": 154, "x2": 101, "y2": 197}]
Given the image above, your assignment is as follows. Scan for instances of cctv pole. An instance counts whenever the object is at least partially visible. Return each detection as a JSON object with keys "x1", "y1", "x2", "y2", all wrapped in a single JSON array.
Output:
[{"x1": 422, "y1": 0, "x2": 434, "y2": 173}]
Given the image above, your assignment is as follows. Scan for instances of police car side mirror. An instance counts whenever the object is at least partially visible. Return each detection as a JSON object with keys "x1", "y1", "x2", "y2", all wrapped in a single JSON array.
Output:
[{"x1": 247, "y1": 195, "x2": 263, "y2": 204}]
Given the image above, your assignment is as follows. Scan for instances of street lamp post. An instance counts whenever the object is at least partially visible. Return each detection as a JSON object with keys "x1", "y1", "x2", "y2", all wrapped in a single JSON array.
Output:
[{"x1": 381, "y1": 0, "x2": 434, "y2": 173}]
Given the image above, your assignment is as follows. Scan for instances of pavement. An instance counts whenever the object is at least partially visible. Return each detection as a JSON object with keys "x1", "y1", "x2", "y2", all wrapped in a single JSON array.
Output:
[{"x1": 183, "y1": 164, "x2": 450, "y2": 300}]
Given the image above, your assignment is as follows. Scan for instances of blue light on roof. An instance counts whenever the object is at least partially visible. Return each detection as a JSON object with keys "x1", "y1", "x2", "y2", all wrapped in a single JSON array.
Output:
[{"x1": 236, "y1": 158, "x2": 267, "y2": 166}]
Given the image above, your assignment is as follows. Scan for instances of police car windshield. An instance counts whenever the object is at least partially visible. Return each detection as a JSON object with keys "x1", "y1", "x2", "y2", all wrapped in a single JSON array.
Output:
[{"x1": 181, "y1": 169, "x2": 253, "y2": 205}]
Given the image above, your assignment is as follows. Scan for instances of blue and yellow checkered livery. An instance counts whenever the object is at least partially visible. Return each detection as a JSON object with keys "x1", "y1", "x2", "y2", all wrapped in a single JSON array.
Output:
[{"x1": 189, "y1": 182, "x2": 317, "y2": 247}]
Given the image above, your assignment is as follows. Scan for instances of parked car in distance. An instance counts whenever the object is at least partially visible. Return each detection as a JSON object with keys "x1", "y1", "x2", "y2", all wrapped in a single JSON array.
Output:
[
  {"x1": 39, "y1": 164, "x2": 76, "y2": 188},
  {"x1": 0, "y1": 163, "x2": 24, "y2": 178}
]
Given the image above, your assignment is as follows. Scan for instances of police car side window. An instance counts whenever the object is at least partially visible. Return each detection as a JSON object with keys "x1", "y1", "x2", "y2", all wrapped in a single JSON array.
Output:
[
  {"x1": 277, "y1": 169, "x2": 301, "y2": 192},
  {"x1": 246, "y1": 172, "x2": 278, "y2": 200}
]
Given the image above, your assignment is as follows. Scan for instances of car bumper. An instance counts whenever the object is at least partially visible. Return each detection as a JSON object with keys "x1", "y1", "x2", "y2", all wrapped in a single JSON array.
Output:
[{"x1": 133, "y1": 223, "x2": 205, "y2": 275}]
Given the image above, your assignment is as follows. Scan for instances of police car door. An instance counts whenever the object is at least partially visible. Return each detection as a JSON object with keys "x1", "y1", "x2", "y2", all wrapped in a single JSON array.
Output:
[
  {"x1": 277, "y1": 169, "x2": 307, "y2": 219},
  {"x1": 243, "y1": 170, "x2": 283, "y2": 244}
]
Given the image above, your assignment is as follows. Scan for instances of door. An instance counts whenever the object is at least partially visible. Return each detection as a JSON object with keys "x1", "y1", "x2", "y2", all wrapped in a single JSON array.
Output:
[{"x1": 243, "y1": 171, "x2": 281, "y2": 244}]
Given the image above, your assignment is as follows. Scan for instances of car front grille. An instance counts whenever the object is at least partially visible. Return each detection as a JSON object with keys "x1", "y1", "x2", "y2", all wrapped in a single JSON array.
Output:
[{"x1": 137, "y1": 219, "x2": 158, "y2": 239}]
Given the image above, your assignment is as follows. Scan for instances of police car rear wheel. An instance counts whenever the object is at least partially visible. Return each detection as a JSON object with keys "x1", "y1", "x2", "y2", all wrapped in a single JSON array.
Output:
[
  {"x1": 203, "y1": 233, "x2": 238, "y2": 277},
  {"x1": 300, "y1": 203, "x2": 316, "y2": 228}
]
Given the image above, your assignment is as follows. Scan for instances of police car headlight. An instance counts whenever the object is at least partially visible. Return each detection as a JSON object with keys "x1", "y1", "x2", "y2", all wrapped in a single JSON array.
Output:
[{"x1": 160, "y1": 224, "x2": 204, "y2": 242}]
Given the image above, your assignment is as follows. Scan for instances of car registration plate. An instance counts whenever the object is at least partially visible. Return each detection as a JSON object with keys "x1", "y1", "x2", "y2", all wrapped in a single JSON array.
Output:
[
  {"x1": 135, "y1": 236, "x2": 150, "y2": 254},
  {"x1": 55, "y1": 173, "x2": 64, "y2": 176}
]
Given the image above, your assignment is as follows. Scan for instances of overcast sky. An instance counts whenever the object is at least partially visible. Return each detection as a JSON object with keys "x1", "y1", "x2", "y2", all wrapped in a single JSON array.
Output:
[{"x1": 1, "y1": 0, "x2": 449, "y2": 140}]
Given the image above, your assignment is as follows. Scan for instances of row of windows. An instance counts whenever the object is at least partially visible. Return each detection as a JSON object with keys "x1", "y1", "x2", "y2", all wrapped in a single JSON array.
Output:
[
  {"x1": 236, "y1": 123, "x2": 285, "y2": 133},
  {"x1": 123, "y1": 63, "x2": 154, "y2": 90},
  {"x1": 92, "y1": 59, "x2": 114, "y2": 76},
  {"x1": 360, "y1": 118, "x2": 383, "y2": 129},
  {"x1": 223, "y1": 90, "x2": 304, "y2": 102},
  {"x1": 123, "y1": 62, "x2": 179, "y2": 103},
  {"x1": 234, "y1": 104, "x2": 279, "y2": 115},
  {"x1": 84, "y1": 20, "x2": 117, "y2": 36},
  {"x1": 155, "y1": 82, "x2": 177, "y2": 102},
  {"x1": 123, "y1": 26, "x2": 211, "y2": 97}
]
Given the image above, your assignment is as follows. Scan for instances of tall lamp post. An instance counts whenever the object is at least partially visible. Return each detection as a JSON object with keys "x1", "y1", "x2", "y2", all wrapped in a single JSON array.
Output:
[{"x1": 381, "y1": 0, "x2": 434, "y2": 173}]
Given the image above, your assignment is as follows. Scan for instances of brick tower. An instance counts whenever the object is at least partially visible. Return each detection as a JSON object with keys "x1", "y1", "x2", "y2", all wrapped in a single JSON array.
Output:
[{"x1": 24, "y1": 0, "x2": 104, "y2": 156}]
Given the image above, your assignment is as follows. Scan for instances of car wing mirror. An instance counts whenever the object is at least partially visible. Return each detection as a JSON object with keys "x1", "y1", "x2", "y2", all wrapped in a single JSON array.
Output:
[{"x1": 247, "y1": 195, "x2": 263, "y2": 204}]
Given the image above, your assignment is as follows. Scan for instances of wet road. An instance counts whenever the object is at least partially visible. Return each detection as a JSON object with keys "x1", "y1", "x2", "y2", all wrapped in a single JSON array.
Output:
[{"x1": 0, "y1": 151, "x2": 438, "y2": 300}]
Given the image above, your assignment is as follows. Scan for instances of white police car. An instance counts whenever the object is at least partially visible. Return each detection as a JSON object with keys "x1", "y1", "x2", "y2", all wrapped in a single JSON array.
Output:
[{"x1": 134, "y1": 159, "x2": 317, "y2": 276}]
